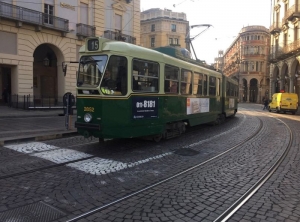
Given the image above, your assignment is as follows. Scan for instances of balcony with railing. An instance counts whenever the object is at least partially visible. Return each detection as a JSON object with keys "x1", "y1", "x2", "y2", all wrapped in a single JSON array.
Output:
[
  {"x1": 0, "y1": 1, "x2": 69, "y2": 35},
  {"x1": 282, "y1": 4, "x2": 300, "y2": 22},
  {"x1": 103, "y1": 30, "x2": 136, "y2": 44},
  {"x1": 283, "y1": 39, "x2": 300, "y2": 54},
  {"x1": 76, "y1": 23, "x2": 96, "y2": 40},
  {"x1": 269, "y1": 48, "x2": 284, "y2": 63},
  {"x1": 269, "y1": 22, "x2": 282, "y2": 34}
]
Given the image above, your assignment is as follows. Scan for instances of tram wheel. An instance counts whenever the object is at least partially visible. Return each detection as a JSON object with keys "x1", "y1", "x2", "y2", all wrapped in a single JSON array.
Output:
[
  {"x1": 181, "y1": 124, "x2": 186, "y2": 133},
  {"x1": 99, "y1": 138, "x2": 105, "y2": 144},
  {"x1": 153, "y1": 134, "x2": 163, "y2": 142}
]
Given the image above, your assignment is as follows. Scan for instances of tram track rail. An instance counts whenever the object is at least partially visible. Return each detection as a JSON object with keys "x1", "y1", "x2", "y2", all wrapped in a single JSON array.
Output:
[
  {"x1": 214, "y1": 114, "x2": 293, "y2": 222},
  {"x1": 65, "y1": 113, "x2": 265, "y2": 222},
  {"x1": 0, "y1": 114, "x2": 246, "y2": 181}
]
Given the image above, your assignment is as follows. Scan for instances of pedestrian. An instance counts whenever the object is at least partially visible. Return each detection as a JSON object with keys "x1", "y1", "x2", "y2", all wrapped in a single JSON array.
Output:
[
  {"x1": 263, "y1": 98, "x2": 269, "y2": 110},
  {"x1": 2, "y1": 87, "x2": 8, "y2": 104}
]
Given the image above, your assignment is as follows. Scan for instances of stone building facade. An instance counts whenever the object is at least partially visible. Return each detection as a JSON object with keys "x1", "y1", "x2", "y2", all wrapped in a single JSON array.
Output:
[
  {"x1": 140, "y1": 8, "x2": 189, "y2": 50},
  {"x1": 269, "y1": 0, "x2": 300, "y2": 97},
  {"x1": 223, "y1": 26, "x2": 270, "y2": 103},
  {"x1": 0, "y1": 0, "x2": 140, "y2": 105}
]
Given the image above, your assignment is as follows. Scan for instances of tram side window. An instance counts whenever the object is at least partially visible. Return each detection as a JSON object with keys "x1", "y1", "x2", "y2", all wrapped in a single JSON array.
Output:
[
  {"x1": 132, "y1": 59, "x2": 159, "y2": 92},
  {"x1": 217, "y1": 78, "x2": 220, "y2": 96},
  {"x1": 230, "y1": 83, "x2": 234, "y2": 96},
  {"x1": 226, "y1": 81, "x2": 230, "y2": 96},
  {"x1": 193, "y1": 72, "x2": 203, "y2": 95},
  {"x1": 234, "y1": 85, "x2": 238, "y2": 97},
  {"x1": 203, "y1": 74, "x2": 208, "y2": 96},
  {"x1": 100, "y1": 55, "x2": 127, "y2": 96},
  {"x1": 209, "y1": 76, "x2": 216, "y2": 96},
  {"x1": 165, "y1": 65, "x2": 179, "y2": 93},
  {"x1": 180, "y1": 69, "x2": 192, "y2": 95}
]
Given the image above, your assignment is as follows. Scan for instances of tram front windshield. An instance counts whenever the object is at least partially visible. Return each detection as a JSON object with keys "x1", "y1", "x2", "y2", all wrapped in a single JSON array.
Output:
[{"x1": 77, "y1": 55, "x2": 108, "y2": 87}]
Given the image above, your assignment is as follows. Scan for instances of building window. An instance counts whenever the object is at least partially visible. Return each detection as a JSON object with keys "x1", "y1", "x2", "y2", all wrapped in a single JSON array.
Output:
[
  {"x1": 284, "y1": 33, "x2": 287, "y2": 46},
  {"x1": 174, "y1": 38, "x2": 179, "y2": 45},
  {"x1": 171, "y1": 24, "x2": 176, "y2": 32},
  {"x1": 115, "y1": 14, "x2": 122, "y2": 31},
  {"x1": 80, "y1": 3, "x2": 88, "y2": 24},
  {"x1": 169, "y1": 38, "x2": 173, "y2": 45},
  {"x1": 151, "y1": 38, "x2": 155, "y2": 47},
  {"x1": 151, "y1": 24, "x2": 155, "y2": 32},
  {"x1": 44, "y1": 4, "x2": 54, "y2": 25}
]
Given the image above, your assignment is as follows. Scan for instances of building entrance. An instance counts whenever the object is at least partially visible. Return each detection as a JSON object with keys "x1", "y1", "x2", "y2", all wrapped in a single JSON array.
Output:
[{"x1": 0, "y1": 67, "x2": 11, "y2": 105}]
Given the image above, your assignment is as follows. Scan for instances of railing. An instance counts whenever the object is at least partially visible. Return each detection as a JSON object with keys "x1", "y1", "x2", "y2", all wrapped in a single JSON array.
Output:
[
  {"x1": 76, "y1": 23, "x2": 96, "y2": 37},
  {"x1": 239, "y1": 25, "x2": 269, "y2": 33},
  {"x1": 269, "y1": 22, "x2": 282, "y2": 33},
  {"x1": 242, "y1": 53, "x2": 265, "y2": 57},
  {"x1": 141, "y1": 10, "x2": 186, "y2": 21},
  {"x1": 283, "y1": 39, "x2": 300, "y2": 53},
  {"x1": 0, "y1": 1, "x2": 69, "y2": 32},
  {"x1": 104, "y1": 30, "x2": 136, "y2": 44},
  {"x1": 282, "y1": 4, "x2": 300, "y2": 22},
  {"x1": 269, "y1": 49, "x2": 284, "y2": 61},
  {"x1": 7, "y1": 94, "x2": 76, "y2": 110}
]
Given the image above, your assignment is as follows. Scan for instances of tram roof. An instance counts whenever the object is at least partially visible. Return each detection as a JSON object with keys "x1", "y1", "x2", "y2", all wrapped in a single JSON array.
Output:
[{"x1": 80, "y1": 37, "x2": 220, "y2": 75}]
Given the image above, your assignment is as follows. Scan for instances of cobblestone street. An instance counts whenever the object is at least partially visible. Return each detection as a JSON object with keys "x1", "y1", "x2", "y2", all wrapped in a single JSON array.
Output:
[{"x1": 0, "y1": 104, "x2": 300, "y2": 221}]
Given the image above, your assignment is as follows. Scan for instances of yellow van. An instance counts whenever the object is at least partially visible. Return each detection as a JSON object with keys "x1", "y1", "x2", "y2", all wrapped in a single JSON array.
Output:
[{"x1": 268, "y1": 93, "x2": 298, "y2": 114}]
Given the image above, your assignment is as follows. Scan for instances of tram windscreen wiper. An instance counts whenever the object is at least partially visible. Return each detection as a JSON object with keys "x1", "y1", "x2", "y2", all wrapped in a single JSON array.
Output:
[{"x1": 80, "y1": 59, "x2": 102, "y2": 65}]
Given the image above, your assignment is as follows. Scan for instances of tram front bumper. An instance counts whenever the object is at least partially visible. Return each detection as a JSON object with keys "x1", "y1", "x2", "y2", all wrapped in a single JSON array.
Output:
[{"x1": 75, "y1": 122, "x2": 101, "y2": 130}]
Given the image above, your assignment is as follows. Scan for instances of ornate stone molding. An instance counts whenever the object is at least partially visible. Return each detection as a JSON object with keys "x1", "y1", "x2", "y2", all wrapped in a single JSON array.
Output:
[
  {"x1": 277, "y1": 61, "x2": 285, "y2": 69},
  {"x1": 112, "y1": 2, "x2": 126, "y2": 13},
  {"x1": 274, "y1": 4, "x2": 281, "y2": 11},
  {"x1": 282, "y1": 24, "x2": 289, "y2": 32}
]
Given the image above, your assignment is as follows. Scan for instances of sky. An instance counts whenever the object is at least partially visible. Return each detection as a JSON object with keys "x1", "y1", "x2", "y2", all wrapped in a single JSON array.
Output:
[{"x1": 140, "y1": 0, "x2": 272, "y2": 64}]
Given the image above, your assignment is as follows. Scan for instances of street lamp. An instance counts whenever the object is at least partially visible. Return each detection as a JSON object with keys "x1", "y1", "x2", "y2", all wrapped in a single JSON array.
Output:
[{"x1": 43, "y1": 57, "x2": 50, "y2": 67}]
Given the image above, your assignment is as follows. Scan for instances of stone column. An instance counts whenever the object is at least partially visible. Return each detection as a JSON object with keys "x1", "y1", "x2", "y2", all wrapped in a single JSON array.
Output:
[{"x1": 247, "y1": 84, "x2": 250, "y2": 102}]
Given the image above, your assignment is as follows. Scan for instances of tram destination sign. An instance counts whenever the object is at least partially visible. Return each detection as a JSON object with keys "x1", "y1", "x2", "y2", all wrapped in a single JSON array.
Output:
[
  {"x1": 87, "y1": 39, "x2": 99, "y2": 51},
  {"x1": 132, "y1": 97, "x2": 158, "y2": 119}
]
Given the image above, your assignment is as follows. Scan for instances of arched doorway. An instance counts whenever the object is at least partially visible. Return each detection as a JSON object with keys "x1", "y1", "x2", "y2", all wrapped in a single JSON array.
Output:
[
  {"x1": 33, "y1": 44, "x2": 58, "y2": 105},
  {"x1": 273, "y1": 66, "x2": 280, "y2": 94},
  {"x1": 281, "y1": 63, "x2": 289, "y2": 92},
  {"x1": 249, "y1": 79, "x2": 258, "y2": 103},
  {"x1": 242, "y1": 79, "x2": 247, "y2": 102},
  {"x1": 295, "y1": 63, "x2": 300, "y2": 97}
]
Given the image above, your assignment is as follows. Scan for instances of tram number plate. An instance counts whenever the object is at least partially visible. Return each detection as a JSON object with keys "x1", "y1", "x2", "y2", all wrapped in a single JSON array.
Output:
[{"x1": 84, "y1": 107, "x2": 94, "y2": 112}]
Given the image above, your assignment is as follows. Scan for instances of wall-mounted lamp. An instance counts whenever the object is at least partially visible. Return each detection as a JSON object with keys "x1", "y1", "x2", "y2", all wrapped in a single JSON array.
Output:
[
  {"x1": 277, "y1": 77, "x2": 280, "y2": 81},
  {"x1": 43, "y1": 57, "x2": 50, "y2": 67},
  {"x1": 295, "y1": 73, "x2": 299, "y2": 78},
  {"x1": 62, "y1": 62, "x2": 67, "y2": 76}
]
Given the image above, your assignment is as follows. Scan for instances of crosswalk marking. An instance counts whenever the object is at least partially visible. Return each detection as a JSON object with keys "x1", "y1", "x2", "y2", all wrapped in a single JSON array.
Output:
[{"x1": 4, "y1": 142, "x2": 172, "y2": 175}]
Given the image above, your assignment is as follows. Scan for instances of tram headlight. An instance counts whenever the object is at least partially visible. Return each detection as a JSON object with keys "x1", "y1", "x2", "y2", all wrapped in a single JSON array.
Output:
[{"x1": 84, "y1": 113, "x2": 92, "y2": 123}]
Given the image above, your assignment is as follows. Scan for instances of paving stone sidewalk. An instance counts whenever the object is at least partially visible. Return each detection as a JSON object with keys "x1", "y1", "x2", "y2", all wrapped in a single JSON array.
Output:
[{"x1": 0, "y1": 106, "x2": 77, "y2": 145}]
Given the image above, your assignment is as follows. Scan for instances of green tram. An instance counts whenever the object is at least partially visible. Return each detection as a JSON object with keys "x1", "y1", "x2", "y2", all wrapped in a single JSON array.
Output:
[{"x1": 75, "y1": 37, "x2": 238, "y2": 142}]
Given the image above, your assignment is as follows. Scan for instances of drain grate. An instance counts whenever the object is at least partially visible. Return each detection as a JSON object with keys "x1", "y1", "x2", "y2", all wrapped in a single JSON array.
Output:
[
  {"x1": 0, "y1": 201, "x2": 66, "y2": 222},
  {"x1": 173, "y1": 148, "x2": 200, "y2": 156}
]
